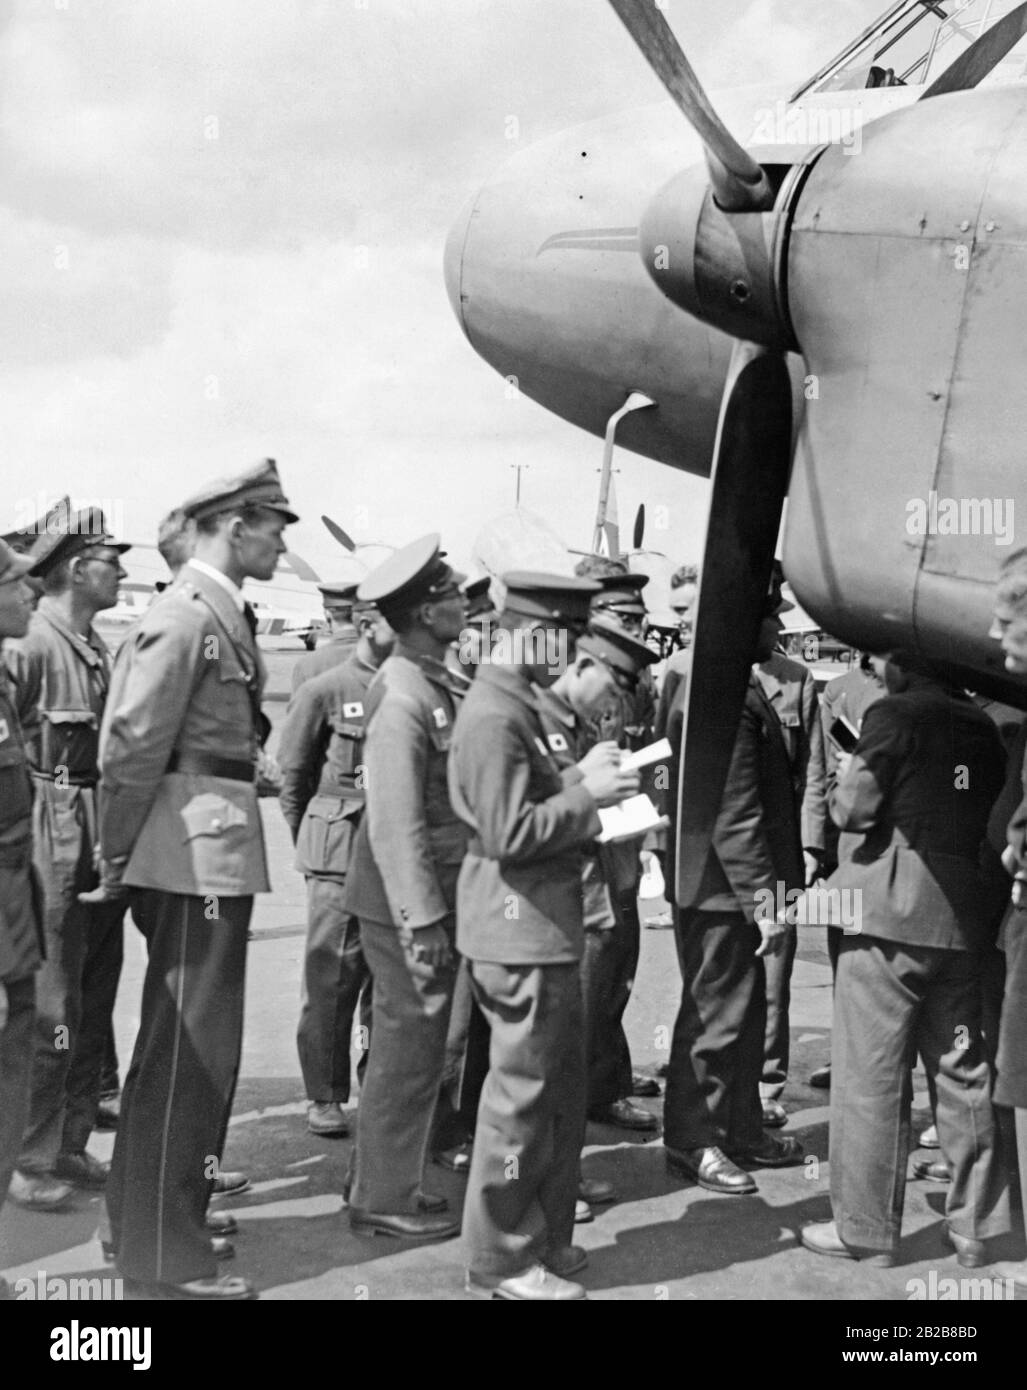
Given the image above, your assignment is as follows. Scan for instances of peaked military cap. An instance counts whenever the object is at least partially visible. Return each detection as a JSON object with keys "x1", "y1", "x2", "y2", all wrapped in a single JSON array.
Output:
[
  {"x1": 357, "y1": 533, "x2": 466, "y2": 617},
  {"x1": 592, "y1": 570, "x2": 650, "y2": 615},
  {"x1": 0, "y1": 536, "x2": 44, "y2": 584},
  {"x1": 317, "y1": 579, "x2": 361, "y2": 604},
  {"x1": 579, "y1": 613, "x2": 658, "y2": 687},
  {"x1": 501, "y1": 571, "x2": 600, "y2": 626},
  {"x1": 1, "y1": 496, "x2": 72, "y2": 555},
  {"x1": 181, "y1": 459, "x2": 299, "y2": 524},
  {"x1": 29, "y1": 506, "x2": 131, "y2": 577},
  {"x1": 462, "y1": 575, "x2": 496, "y2": 620}
]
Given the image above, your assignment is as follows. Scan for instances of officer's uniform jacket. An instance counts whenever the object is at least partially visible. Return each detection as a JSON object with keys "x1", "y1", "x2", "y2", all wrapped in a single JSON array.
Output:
[
  {"x1": 5, "y1": 597, "x2": 110, "y2": 896},
  {"x1": 0, "y1": 658, "x2": 43, "y2": 980},
  {"x1": 448, "y1": 663, "x2": 602, "y2": 965},
  {"x1": 98, "y1": 561, "x2": 270, "y2": 897},
  {"x1": 277, "y1": 649, "x2": 377, "y2": 879},
  {"x1": 829, "y1": 684, "x2": 1005, "y2": 950},
  {"x1": 536, "y1": 686, "x2": 615, "y2": 931},
  {"x1": 663, "y1": 661, "x2": 804, "y2": 922},
  {"x1": 755, "y1": 649, "x2": 827, "y2": 857},
  {"x1": 290, "y1": 633, "x2": 358, "y2": 694},
  {"x1": 343, "y1": 650, "x2": 470, "y2": 928}
]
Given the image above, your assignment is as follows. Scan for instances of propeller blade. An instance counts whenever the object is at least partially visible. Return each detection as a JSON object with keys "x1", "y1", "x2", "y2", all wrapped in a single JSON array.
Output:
[
  {"x1": 675, "y1": 342, "x2": 793, "y2": 906},
  {"x1": 633, "y1": 503, "x2": 646, "y2": 551},
  {"x1": 321, "y1": 514, "x2": 356, "y2": 551},
  {"x1": 922, "y1": 2, "x2": 1027, "y2": 98},
  {"x1": 282, "y1": 550, "x2": 321, "y2": 584},
  {"x1": 607, "y1": 0, "x2": 773, "y2": 211}
]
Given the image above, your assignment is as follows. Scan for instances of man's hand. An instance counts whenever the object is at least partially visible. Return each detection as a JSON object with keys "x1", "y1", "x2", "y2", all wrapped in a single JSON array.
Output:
[
  {"x1": 400, "y1": 921, "x2": 453, "y2": 972},
  {"x1": 835, "y1": 752, "x2": 853, "y2": 780},
  {"x1": 804, "y1": 850, "x2": 823, "y2": 887},
  {"x1": 582, "y1": 754, "x2": 641, "y2": 809},
  {"x1": 0, "y1": 980, "x2": 8, "y2": 1032},
  {"x1": 756, "y1": 907, "x2": 794, "y2": 959},
  {"x1": 78, "y1": 859, "x2": 129, "y2": 906},
  {"x1": 576, "y1": 741, "x2": 621, "y2": 777}
]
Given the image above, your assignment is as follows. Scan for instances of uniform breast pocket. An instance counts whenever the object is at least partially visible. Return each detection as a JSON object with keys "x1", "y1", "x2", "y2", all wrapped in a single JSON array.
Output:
[
  {"x1": 180, "y1": 793, "x2": 249, "y2": 842},
  {"x1": 327, "y1": 720, "x2": 364, "y2": 777}
]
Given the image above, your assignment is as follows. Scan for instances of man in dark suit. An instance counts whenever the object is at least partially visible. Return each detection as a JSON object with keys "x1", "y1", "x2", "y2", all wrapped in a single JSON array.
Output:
[
  {"x1": 278, "y1": 600, "x2": 393, "y2": 1138},
  {"x1": 95, "y1": 460, "x2": 298, "y2": 1301},
  {"x1": 662, "y1": 583, "x2": 806, "y2": 1196},
  {"x1": 449, "y1": 574, "x2": 639, "y2": 1300},
  {"x1": 801, "y1": 652, "x2": 1010, "y2": 1266},
  {"x1": 291, "y1": 581, "x2": 361, "y2": 693},
  {"x1": 342, "y1": 535, "x2": 471, "y2": 1242}
]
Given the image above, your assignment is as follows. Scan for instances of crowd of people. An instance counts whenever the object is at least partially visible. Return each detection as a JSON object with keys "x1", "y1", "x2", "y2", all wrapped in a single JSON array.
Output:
[{"x1": 2, "y1": 458, "x2": 1027, "y2": 1301}]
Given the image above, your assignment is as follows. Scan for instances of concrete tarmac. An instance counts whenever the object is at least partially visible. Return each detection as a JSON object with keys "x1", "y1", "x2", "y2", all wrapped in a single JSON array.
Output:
[{"x1": 2, "y1": 643, "x2": 1023, "y2": 1301}]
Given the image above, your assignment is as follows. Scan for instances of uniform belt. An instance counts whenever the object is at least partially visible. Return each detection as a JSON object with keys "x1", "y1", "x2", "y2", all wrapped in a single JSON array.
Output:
[
  {"x1": 31, "y1": 770, "x2": 97, "y2": 788},
  {"x1": 167, "y1": 751, "x2": 256, "y2": 783},
  {"x1": 316, "y1": 778, "x2": 364, "y2": 801}
]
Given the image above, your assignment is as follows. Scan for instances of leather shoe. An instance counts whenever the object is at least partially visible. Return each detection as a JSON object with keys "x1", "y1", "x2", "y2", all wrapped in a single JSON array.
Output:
[
  {"x1": 53, "y1": 1151, "x2": 109, "y2": 1189},
  {"x1": 943, "y1": 1227, "x2": 987, "y2": 1269},
  {"x1": 307, "y1": 1101, "x2": 349, "y2": 1137},
  {"x1": 434, "y1": 1141, "x2": 472, "y2": 1174},
  {"x1": 349, "y1": 1210, "x2": 460, "y2": 1241},
  {"x1": 545, "y1": 1245, "x2": 588, "y2": 1278},
  {"x1": 761, "y1": 1101, "x2": 788, "y2": 1129},
  {"x1": 919, "y1": 1123, "x2": 939, "y2": 1149},
  {"x1": 589, "y1": 1098, "x2": 658, "y2": 1132},
  {"x1": 809, "y1": 1064, "x2": 831, "y2": 1090},
  {"x1": 912, "y1": 1157, "x2": 951, "y2": 1183},
  {"x1": 665, "y1": 1145, "x2": 757, "y2": 1195},
  {"x1": 8, "y1": 1171, "x2": 74, "y2": 1210},
  {"x1": 578, "y1": 1177, "x2": 616, "y2": 1206},
  {"x1": 573, "y1": 1199, "x2": 594, "y2": 1224},
  {"x1": 128, "y1": 1275, "x2": 257, "y2": 1301},
  {"x1": 632, "y1": 1073, "x2": 661, "y2": 1098},
  {"x1": 207, "y1": 1211, "x2": 238, "y2": 1235},
  {"x1": 341, "y1": 1182, "x2": 447, "y2": 1214},
  {"x1": 800, "y1": 1220, "x2": 896, "y2": 1267},
  {"x1": 95, "y1": 1094, "x2": 120, "y2": 1130},
  {"x1": 211, "y1": 1171, "x2": 250, "y2": 1196},
  {"x1": 466, "y1": 1262, "x2": 586, "y2": 1300},
  {"x1": 729, "y1": 1134, "x2": 804, "y2": 1168},
  {"x1": 104, "y1": 1235, "x2": 234, "y2": 1263}
]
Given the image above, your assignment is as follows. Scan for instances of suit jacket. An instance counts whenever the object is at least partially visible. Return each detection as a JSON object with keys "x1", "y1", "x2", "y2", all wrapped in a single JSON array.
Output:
[
  {"x1": 663, "y1": 657, "x2": 804, "y2": 921},
  {"x1": 277, "y1": 649, "x2": 377, "y2": 878},
  {"x1": 98, "y1": 561, "x2": 270, "y2": 896},
  {"x1": 342, "y1": 650, "x2": 470, "y2": 928},
  {"x1": 756, "y1": 649, "x2": 826, "y2": 856},
  {"x1": 828, "y1": 682, "x2": 1005, "y2": 950},
  {"x1": 448, "y1": 663, "x2": 601, "y2": 965},
  {"x1": 290, "y1": 634, "x2": 358, "y2": 694}
]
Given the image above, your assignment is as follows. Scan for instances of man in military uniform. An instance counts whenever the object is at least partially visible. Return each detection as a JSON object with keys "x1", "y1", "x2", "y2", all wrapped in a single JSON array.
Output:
[
  {"x1": 291, "y1": 580, "x2": 361, "y2": 693},
  {"x1": 342, "y1": 535, "x2": 471, "y2": 1242},
  {"x1": 752, "y1": 564, "x2": 826, "y2": 1128},
  {"x1": 0, "y1": 539, "x2": 47, "y2": 1299},
  {"x1": 278, "y1": 596, "x2": 394, "y2": 1137},
  {"x1": 95, "y1": 459, "x2": 297, "y2": 1301},
  {"x1": 449, "y1": 573, "x2": 639, "y2": 1300},
  {"x1": 5, "y1": 507, "x2": 130, "y2": 1209}
]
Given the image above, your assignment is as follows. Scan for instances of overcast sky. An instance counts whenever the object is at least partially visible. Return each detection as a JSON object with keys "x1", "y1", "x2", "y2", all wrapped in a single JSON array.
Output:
[{"x1": 0, "y1": 0, "x2": 874, "y2": 588}]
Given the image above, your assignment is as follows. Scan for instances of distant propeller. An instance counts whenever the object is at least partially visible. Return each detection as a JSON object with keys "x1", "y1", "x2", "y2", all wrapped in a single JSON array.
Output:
[
  {"x1": 607, "y1": 0, "x2": 773, "y2": 212},
  {"x1": 921, "y1": 1, "x2": 1027, "y2": 98},
  {"x1": 321, "y1": 514, "x2": 356, "y2": 551},
  {"x1": 632, "y1": 503, "x2": 646, "y2": 551}
]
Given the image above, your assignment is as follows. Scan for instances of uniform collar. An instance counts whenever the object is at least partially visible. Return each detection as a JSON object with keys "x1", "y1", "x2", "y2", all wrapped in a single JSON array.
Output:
[
  {"x1": 188, "y1": 558, "x2": 246, "y2": 613},
  {"x1": 475, "y1": 661, "x2": 537, "y2": 709},
  {"x1": 536, "y1": 685, "x2": 576, "y2": 727},
  {"x1": 34, "y1": 597, "x2": 108, "y2": 669}
]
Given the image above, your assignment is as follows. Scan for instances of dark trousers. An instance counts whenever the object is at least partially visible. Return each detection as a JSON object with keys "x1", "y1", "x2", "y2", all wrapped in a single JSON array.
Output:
[
  {"x1": 431, "y1": 956, "x2": 490, "y2": 1153},
  {"x1": 19, "y1": 891, "x2": 123, "y2": 1172},
  {"x1": 106, "y1": 890, "x2": 251, "y2": 1285},
  {"x1": 831, "y1": 935, "x2": 1010, "y2": 1252},
  {"x1": 761, "y1": 922, "x2": 796, "y2": 1101},
  {"x1": 462, "y1": 961, "x2": 585, "y2": 1279},
  {"x1": 664, "y1": 909, "x2": 766, "y2": 1152},
  {"x1": 350, "y1": 915, "x2": 456, "y2": 1214},
  {"x1": 1, "y1": 976, "x2": 36, "y2": 1209},
  {"x1": 296, "y1": 875, "x2": 370, "y2": 1104},
  {"x1": 582, "y1": 890, "x2": 639, "y2": 1112}
]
